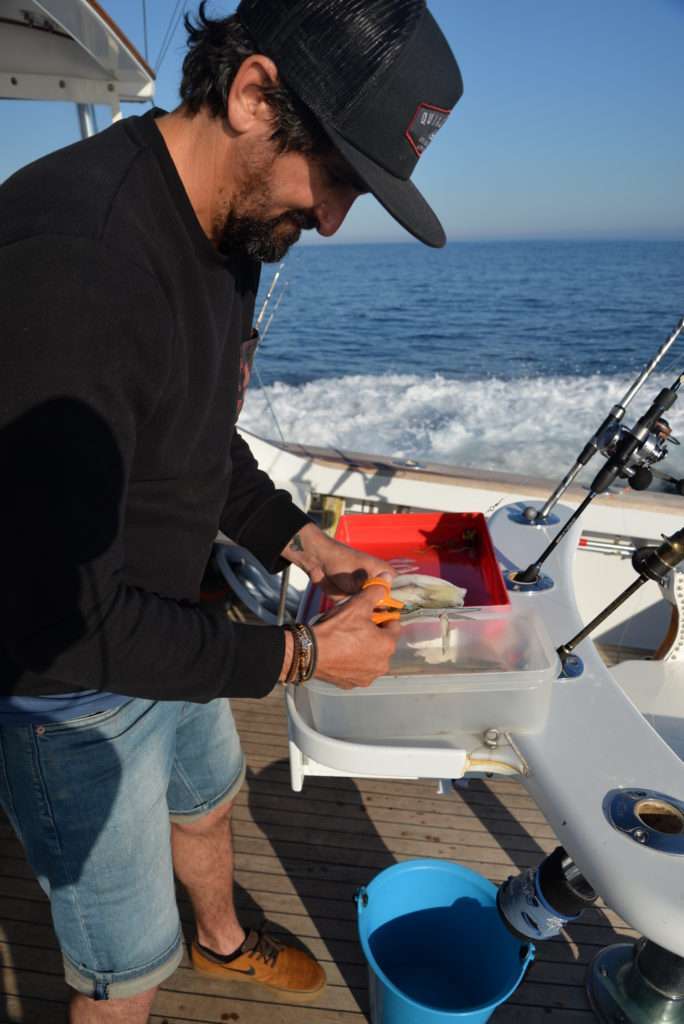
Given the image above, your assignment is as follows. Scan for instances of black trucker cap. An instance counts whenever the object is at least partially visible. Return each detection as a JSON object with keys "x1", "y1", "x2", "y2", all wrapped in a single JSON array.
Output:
[{"x1": 236, "y1": 0, "x2": 463, "y2": 248}]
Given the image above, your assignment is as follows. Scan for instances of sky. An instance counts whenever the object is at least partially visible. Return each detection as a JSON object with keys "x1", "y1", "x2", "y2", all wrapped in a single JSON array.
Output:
[{"x1": 2, "y1": 0, "x2": 683, "y2": 243}]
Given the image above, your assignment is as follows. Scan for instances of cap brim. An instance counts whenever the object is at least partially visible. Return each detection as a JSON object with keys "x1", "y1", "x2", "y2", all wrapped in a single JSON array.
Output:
[{"x1": 323, "y1": 123, "x2": 447, "y2": 249}]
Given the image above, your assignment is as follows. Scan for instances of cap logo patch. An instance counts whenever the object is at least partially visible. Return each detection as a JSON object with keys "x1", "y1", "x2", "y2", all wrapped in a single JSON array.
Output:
[{"x1": 406, "y1": 103, "x2": 450, "y2": 157}]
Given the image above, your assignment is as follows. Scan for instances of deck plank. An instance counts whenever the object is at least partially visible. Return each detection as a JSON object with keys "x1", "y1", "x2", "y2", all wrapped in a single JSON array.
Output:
[{"x1": 0, "y1": 685, "x2": 638, "y2": 1023}]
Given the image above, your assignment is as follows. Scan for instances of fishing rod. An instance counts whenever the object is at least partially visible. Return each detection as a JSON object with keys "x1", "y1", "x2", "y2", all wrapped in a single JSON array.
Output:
[
  {"x1": 524, "y1": 316, "x2": 684, "y2": 524},
  {"x1": 556, "y1": 525, "x2": 684, "y2": 674},
  {"x1": 250, "y1": 265, "x2": 289, "y2": 443},
  {"x1": 260, "y1": 281, "x2": 289, "y2": 343},
  {"x1": 512, "y1": 372, "x2": 682, "y2": 586},
  {"x1": 255, "y1": 262, "x2": 285, "y2": 330}
]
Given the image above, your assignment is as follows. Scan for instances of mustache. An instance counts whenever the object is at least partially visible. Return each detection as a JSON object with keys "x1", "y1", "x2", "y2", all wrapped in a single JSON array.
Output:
[{"x1": 280, "y1": 210, "x2": 319, "y2": 232}]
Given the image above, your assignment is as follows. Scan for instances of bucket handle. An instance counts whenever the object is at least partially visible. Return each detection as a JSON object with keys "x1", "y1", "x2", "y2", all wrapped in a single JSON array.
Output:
[
  {"x1": 520, "y1": 942, "x2": 536, "y2": 973},
  {"x1": 354, "y1": 886, "x2": 369, "y2": 910}
]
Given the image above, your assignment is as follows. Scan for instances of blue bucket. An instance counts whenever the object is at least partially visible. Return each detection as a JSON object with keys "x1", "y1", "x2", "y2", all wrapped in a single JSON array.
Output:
[{"x1": 356, "y1": 859, "x2": 534, "y2": 1024}]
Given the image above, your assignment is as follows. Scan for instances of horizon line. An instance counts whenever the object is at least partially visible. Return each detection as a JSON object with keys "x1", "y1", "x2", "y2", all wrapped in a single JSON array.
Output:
[{"x1": 298, "y1": 235, "x2": 684, "y2": 247}]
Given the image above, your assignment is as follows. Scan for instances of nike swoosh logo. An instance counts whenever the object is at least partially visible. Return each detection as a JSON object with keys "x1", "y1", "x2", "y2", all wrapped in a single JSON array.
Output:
[{"x1": 223, "y1": 965, "x2": 256, "y2": 976}]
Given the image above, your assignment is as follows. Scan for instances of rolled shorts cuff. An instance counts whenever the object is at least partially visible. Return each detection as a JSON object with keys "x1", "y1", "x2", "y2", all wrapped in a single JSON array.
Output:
[
  {"x1": 168, "y1": 753, "x2": 246, "y2": 825},
  {"x1": 63, "y1": 926, "x2": 184, "y2": 1001}
]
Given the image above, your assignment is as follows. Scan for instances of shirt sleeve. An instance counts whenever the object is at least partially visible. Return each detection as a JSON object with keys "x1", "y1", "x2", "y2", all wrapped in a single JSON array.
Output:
[
  {"x1": 0, "y1": 236, "x2": 284, "y2": 702},
  {"x1": 219, "y1": 430, "x2": 312, "y2": 573}
]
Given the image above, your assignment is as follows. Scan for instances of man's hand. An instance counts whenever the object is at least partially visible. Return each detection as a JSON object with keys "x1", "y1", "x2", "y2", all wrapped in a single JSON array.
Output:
[
  {"x1": 311, "y1": 579, "x2": 400, "y2": 689},
  {"x1": 282, "y1": 522, "x2": 394, "y2": 600}
]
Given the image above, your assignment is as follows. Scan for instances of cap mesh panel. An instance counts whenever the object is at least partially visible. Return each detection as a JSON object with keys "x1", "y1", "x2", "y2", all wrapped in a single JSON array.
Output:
[{"x1": 238, "y1": 0, "x2": 425, "y2": 116}]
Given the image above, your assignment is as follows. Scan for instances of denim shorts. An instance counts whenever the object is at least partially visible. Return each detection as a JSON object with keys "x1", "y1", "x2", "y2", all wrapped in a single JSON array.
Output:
[{"x1": 0, "y1": 697, "x2": 245, "y2": 1000}]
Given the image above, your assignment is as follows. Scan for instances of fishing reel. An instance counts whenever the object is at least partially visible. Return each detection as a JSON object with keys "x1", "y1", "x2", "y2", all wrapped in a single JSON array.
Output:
[
  {"x1": 523, "y1": 317, "x2": 684, "y2": 524},
  {"x1": 590, "y1": 381, "x2": 681, "y2": 495},
  {"x1": 512, "y1": 380, "x2": 682, "y2": 587},
  {"x1": 601, "y1": 415, "x2": 679, "y2": 492}
]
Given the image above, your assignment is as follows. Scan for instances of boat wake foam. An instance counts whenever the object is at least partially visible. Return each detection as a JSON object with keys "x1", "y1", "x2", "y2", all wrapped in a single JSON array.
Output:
[{"x1": 239, "y1": 370, "x2": 684, "y2": 484}]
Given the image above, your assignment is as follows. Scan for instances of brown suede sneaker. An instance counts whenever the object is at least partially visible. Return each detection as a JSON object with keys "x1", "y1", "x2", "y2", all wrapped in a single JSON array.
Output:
[{"x1": 191, "y1": 928, "x2": 326, "y2": 1001}]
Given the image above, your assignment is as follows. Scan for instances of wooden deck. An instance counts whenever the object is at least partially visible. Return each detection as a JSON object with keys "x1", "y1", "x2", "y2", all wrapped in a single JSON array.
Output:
[{"x1": 0, "y1": 681, "x2": 638, "y2": 1023}]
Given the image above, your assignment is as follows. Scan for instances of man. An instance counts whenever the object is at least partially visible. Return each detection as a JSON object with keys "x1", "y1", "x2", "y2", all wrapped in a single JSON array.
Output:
[{"x1": 0, "y1": 0, "x2": 462, "y2": 1020}]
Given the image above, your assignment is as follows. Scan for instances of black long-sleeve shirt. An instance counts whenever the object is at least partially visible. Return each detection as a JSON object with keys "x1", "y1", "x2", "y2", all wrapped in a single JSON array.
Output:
[{"x1": 0, "y1": 109, "x2": 309, "y2": 702}]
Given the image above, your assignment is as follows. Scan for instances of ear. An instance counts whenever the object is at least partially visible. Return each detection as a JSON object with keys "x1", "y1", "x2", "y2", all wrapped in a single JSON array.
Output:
[{"x1": 227, "y1": 55, "x2": 279, "y2": 136}]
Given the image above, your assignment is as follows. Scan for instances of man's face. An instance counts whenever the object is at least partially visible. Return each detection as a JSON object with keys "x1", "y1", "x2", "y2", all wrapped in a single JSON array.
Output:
[{"x1": 214, "y1": 141, "x2": 367, "y2": 262}]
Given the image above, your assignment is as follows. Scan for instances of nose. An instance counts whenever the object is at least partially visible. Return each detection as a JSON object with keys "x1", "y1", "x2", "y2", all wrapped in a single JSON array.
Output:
[{"x1": 315, "y1": 189, "x2": 359, "y2": 237}]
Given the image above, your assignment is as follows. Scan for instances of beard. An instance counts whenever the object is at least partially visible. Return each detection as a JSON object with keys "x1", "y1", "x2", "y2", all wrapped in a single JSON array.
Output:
[
  {"x1": 213, "y1": 158, "x2": 318, "y2": 263},
  {"x1": 217, "y1": 207, "x2": 318, "y2": 263}
]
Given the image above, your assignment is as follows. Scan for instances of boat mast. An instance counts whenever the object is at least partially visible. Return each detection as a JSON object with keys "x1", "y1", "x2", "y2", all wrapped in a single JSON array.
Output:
[{"x1": 77, "y1": 102, "x2": 96, "y2": 138}]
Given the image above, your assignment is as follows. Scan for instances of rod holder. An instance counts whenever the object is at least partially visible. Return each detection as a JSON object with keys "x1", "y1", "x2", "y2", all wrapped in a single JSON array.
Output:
[
  {"x1": 504, "y1": 569, "x2": 554, "y2": 593},
  {"x1": 587, "y1": 939, "x2": 684, "y2": 1023}
]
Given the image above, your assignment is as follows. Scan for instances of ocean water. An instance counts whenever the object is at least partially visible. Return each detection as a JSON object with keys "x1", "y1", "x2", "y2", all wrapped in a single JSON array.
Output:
[{"x1": 240, "y1": 240, "x2": 684, "y2": 486}]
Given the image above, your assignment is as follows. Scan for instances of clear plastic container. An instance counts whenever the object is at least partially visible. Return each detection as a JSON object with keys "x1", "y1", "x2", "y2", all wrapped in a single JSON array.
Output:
[{"x1": 305, "y1": 608, "x2": 559, "y2": 742}]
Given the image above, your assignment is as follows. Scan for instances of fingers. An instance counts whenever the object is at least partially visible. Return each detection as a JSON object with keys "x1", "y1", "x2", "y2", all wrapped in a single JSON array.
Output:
[
  {"x1": 322, "y1": 570, "x2": 376, "y2": 598},
  {"x1": 308, "y1": 568, "x2": 400, "y2": 690},
  {"x1": 351, "y1": 568, "x2": 368, "y2": 589},
  {"x1": 311, "y1": 608, "x2": 399, "y2": 689},
  {"x1": 359, "y1": 572, "x2": 393, "y2": 597},
  {"x1": 351, "y1": 563, "x2": 395, "y2": 588},
  {"x1": 378, "y1": 618, "x2": 401, "y2": 638},
  {"x1": 362, "y1": 554, "x2": 396, "y2": 578}
]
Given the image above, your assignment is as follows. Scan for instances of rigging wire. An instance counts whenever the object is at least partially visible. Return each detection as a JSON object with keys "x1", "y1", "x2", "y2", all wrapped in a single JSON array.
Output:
[
  {"x1": 154, "y1": 0, "x2": 187, "y2": 72},
  {"x1": 142, "y1": 0, "x2": 149, "y2": 62},
  {"x1": 655, "y1": 353, "x2": 683, "y2": 382},
  {"x1": 251, "y1": 362, "x2": 287, "y2": 443},
  {"x1": 153, "y1": 0, "x2": 181, "y2": 69}
]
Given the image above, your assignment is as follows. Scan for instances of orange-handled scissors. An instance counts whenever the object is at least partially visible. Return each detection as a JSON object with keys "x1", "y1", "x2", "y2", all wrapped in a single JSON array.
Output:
[{"x1": 362, "y1": 576, "x2": 405, "y2": 624}]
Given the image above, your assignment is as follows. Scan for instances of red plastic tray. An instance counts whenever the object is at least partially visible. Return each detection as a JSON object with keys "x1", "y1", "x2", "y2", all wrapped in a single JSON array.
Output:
[{"x1": 309, "y1": 512, "x2": 509, "y2": 616}]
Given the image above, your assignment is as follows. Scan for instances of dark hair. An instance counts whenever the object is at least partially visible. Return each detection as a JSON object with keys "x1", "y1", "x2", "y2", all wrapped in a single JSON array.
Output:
[{"x1": 179, "y1": 1, "x2": 328, "y2": 154}]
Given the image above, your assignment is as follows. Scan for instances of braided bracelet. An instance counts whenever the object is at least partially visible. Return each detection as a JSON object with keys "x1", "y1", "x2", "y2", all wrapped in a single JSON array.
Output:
[
  {"x1": 282, "y1": 623, "x2": 318, "y2": 685},
  {"x1": 284, "y1": 625, "x2": 302, "y2": 685},
  {"x1": 294, "y1": 623, "x2": 318, "y2": 683}
]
